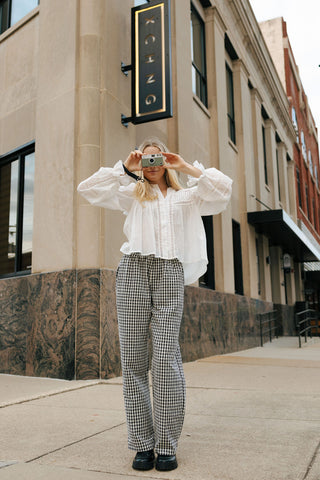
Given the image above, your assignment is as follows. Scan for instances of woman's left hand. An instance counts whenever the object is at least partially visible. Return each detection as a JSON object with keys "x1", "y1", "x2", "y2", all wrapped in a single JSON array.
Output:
[{"x1": 163, "y1": 152, "x2": 202, "y2": 178}]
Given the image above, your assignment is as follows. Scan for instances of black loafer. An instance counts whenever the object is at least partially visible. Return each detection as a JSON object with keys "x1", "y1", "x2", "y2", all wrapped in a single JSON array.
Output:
[
  {"x1": 155, "y1": 454, "x2": 178, "y2": 471},
  {"x1": 132, "y1": 450, "x2": 155, "y2": 471}
]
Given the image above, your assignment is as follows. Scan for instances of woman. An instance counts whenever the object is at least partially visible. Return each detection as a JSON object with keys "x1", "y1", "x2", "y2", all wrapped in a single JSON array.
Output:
[{"x1": 77, "y1": 138, "x2": 232, "y2": 472}]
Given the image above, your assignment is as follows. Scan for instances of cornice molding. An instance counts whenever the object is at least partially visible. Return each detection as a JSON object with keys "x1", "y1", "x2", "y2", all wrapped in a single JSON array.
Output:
[
  {"x1": 225, "y1": 0, "x2": 298, "y2": 143},
  {"x1": 233, "y1": 58, "x2": 250, "y2": 78},
  {"x1": 265, "y1": 117, "x2": 277, "y2": 132},
  {"x1": 206, "y1": 6, "x2": 227, "y2": 35},
  {"x1": 250, "y1": 87, "x2": 263, "y2": 104}
]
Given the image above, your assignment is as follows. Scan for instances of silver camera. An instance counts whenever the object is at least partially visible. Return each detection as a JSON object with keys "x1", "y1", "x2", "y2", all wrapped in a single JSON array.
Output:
[{"x1": 141, "y1": 153, "x2": 164, "y2": 168}]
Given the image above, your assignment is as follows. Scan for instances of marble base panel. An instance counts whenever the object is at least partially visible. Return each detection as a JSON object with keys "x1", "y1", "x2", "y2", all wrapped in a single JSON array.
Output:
[
  {"x1": 76, "y1": 269, "x2": 100, "y2": 380},
  {"x1": 0, "y1": 269, "x2": 290, "y2": 380},
  {"x1": 0, "y1": 271, "x2": 76, "y2": 379},
  {"x1": 181, "y1": 287, "x2": 272, "y2": 362}
]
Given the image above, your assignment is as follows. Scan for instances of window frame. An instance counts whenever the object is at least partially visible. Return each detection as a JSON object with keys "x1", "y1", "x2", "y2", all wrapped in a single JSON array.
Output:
[
  {"x1": 291, "y1": 106, "x2": 299, "y2": 143},
  {"x1": 305, "y1": 183, "x2": 310, "y2": 219},
  {"x1": 0, "y1": 0, "x2": 10, "y2": 34},
  {"x1": 314, "y1": 164, "x2": 319, "y2": 191},
  {"x1": 312, "y1": 198, "x2": 316, "y2": 227},
  {"x1": 301, "y1": 130, "x2": 307, "y2": 163},
  {"x1": 296, "y1": 166, "x2": 302, "y2": 208},
  {"x1": 0, "y1": 141, "x2": 35, "y2": 278},
  {"x1": 190, "y1": 3, "x2": 208, "y2": 107},
  {"x1": 134, "y1": 0, "x2": 149, "y2": 6},
  {"x1": 262, "y1": 124, "x2": 268, "y2": 186},
  {"x1": 0, "y1": 0, "x2": 39, "y2": 35},
  {"x1": 308, "y1": 150, "x2": 314, "y2": 178}
]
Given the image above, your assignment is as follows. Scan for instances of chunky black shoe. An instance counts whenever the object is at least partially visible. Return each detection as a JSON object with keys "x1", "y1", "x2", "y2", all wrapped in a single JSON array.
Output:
[
  {"x1": 155, "y1": 454, "x2": 178, "y2": 471},
  {"x1": 132, "y1": 450, "x2": 155, "y2": 471}
]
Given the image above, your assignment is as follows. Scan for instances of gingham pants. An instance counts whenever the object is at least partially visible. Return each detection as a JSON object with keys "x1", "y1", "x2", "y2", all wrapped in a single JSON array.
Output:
[{"x1": 116, "y1": 253, "x2": 186, "y2": 455}]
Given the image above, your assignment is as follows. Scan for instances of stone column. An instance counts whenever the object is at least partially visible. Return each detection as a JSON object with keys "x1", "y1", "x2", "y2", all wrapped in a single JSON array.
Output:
[
  {"x1": 264, "y1": 118, "x2": 277, "y2": 209},
  {"x1": 287, "y1": 158, "x2": 298, "y2": 222},
  {"x1": 76, "y1": 0, "x2": 103, "y2": 269},
  {"x1": 233, "y1": 59, "x2": 258, "y2": 297},
  {"x1": 294, "y1": 262, "x2": 304, "y2": 302},
  {"x1": 250, "y1": 88, "x2": 264, "y2": 205},
  {"x1": 100, "y1": 0, "x2": 135, "y2": 270},
  {"x1": 207, "y1": 7, "x2": 234, "y2": 294},
  {"x1": 284, "y1": 265, "x2": 296, "y2": 306},
  {"x1": 261, "y1": 236, "x2": 272, "y2": 302},
  {"x1": 33, "y1": 0, "x2": 79, "y2": 272},
  {"x1": 171, "y1": 0, "x2": 194, "y2": 158},
  {"x1": 270, "y1": 246, "x2": 286, "y2": 304}
]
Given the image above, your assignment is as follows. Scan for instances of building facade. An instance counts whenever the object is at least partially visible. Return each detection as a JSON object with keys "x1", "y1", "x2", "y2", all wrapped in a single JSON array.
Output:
[
  {"x1": 1, "y1": 0, "x2": 319, "y2": 379},
  {"x1": 259, "y1": 17, "x2": 320, "y2": 312}
]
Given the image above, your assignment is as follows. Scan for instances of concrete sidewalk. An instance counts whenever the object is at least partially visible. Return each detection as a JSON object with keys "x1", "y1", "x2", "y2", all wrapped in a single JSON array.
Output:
[{"x1": 1, "y1": 337, "x2": 320, "y2": 480}]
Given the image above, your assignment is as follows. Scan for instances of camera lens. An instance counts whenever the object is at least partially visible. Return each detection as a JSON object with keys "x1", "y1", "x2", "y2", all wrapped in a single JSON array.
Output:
[{"x1": 149, "y1": 158, "x2": 155, "y2": 164}]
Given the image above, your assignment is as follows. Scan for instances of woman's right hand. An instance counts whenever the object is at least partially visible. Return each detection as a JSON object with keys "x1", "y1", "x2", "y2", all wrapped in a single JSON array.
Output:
[{"x1": 124, "y1": 150, "x2": 143, "y2": 172}]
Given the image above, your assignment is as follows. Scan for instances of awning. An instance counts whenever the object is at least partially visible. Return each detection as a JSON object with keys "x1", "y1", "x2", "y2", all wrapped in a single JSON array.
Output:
[{"x1": 247, "y1": 209, "x2": 320, "y2": 262}]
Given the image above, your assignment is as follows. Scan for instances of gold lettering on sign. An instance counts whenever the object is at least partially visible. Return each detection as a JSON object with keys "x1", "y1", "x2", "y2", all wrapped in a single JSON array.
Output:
[
  {"x1": 146, "y1": 73, "x2": 156, "y2": 84},
  {"x1": 135, "y1": 3, "x2": 166, "y2": 117},
  {"x1": 145, "y1": 94, "x2": 156, "y2": 105},
  {"x1": 145, "y1": 54, "x2": 155, "y2": 64},
  {"x1": 144, "y1": 34, "x2": 156, "y2": 45},
  {"x1": 145, "y1": 16, "x2": 155, "y2": 24}
]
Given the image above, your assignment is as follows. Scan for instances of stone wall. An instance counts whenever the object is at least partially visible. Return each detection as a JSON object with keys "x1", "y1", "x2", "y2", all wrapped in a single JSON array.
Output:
[{"x1": 0, "y1": 269, "x2": 276, "y2": 380}]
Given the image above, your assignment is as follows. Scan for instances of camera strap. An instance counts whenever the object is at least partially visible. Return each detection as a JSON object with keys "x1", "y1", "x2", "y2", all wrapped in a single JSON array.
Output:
[{"x1": 122, "y1": 163, "x2": 145, "y2": 182}]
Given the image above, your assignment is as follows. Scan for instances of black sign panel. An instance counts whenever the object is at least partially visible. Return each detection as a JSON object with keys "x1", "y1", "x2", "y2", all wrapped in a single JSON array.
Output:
[{"x1": 131, "y1": 0, "x2": 172, "y2": 124}]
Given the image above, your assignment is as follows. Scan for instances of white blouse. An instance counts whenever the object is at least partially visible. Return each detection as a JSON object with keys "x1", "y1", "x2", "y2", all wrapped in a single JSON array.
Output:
[{"x1": 77, "y1": 160, "x2": 232, "y2": 285}]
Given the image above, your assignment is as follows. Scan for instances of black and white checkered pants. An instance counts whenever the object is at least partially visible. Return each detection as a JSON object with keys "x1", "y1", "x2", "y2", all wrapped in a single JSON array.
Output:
[{"x1": 116, "y1": 253, "x2": 186, "y2": 455}]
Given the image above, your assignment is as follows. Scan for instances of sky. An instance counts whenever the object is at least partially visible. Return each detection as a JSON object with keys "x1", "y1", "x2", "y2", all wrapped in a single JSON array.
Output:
[{"x1": 249, "y1": 0, "x2": 320, "y2": 133}]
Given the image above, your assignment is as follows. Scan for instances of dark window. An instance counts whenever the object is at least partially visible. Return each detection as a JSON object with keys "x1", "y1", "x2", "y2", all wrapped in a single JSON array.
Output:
[
  {"x1": 232, "y1": 220, "x2": 244, "y2": 295},
  {"x1": 225, "y1": 34, "x2": 238, "y2": 61},
  {"x1": 276, "y1": 148, "x2": 281, "y2": 202},
  {"x1": 191, "y1": 4, "x2": 207, "y2": 106},
  {"x1": 296, "y1": 167, "x2": 302, "y2": 208},
  {"x1": 0, "y1": 0, "x2": 38, "y2": 34},
  {"x1": 305, "y1": 184, "x2": 310, "y2": 218},
  {"x1": 312, "y1": 198, "x2": 316, "y2": 227},
  {"x1": 226, "y1": 63, "x2": 236, "y2": 144},
  {"x1": 199, "y1": 215, "x2": 215, "y2": 289},
  {"x1": 256, "y1": 238, "x2": 261, "y2": 296},
  {"x1": 0, "y1": 143, "x2": 35, "y2": 277},
  {"x1": 262, "y1": 125, "x2": 268, "y2": 185}
]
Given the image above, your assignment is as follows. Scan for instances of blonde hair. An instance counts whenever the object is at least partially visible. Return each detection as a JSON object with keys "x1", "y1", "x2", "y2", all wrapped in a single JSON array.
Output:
[{"x1": 134, "y1": 137, "x2": 183, "y2": 203}]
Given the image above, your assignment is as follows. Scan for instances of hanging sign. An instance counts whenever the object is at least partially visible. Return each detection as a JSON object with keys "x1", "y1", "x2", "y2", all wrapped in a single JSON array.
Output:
[{"x1": 122, "y1": 0, "x2": 172, "y2": 125}]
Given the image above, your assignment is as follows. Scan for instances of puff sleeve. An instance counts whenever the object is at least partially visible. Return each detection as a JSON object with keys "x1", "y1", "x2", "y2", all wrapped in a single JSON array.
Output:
[{"x1": 77, "y1": 160, "x2": 135, "y2": 212}]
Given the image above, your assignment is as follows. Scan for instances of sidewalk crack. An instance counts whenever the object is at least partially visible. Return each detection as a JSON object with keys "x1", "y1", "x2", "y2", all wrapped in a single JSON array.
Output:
[
  {"x1": 25, "y1": 421, "x2": 126, "y2": 463},
  {"x1": 302, "y1": 439, "x2": 320, "y2": 479}
]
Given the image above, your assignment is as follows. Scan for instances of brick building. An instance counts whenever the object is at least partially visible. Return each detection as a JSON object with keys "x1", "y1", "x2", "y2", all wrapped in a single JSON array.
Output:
[{"x1": 260, "y1": 17, "x2": 320, "y2": 312}]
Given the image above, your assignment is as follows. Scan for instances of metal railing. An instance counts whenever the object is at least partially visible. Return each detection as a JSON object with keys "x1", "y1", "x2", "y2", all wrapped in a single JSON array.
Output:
[
  {"x1": 296, "y1": 309, "x2": 320, "y2": 348},
  {"x1": 257, "y1": 310, "x2": 280, "y2": 347}
]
